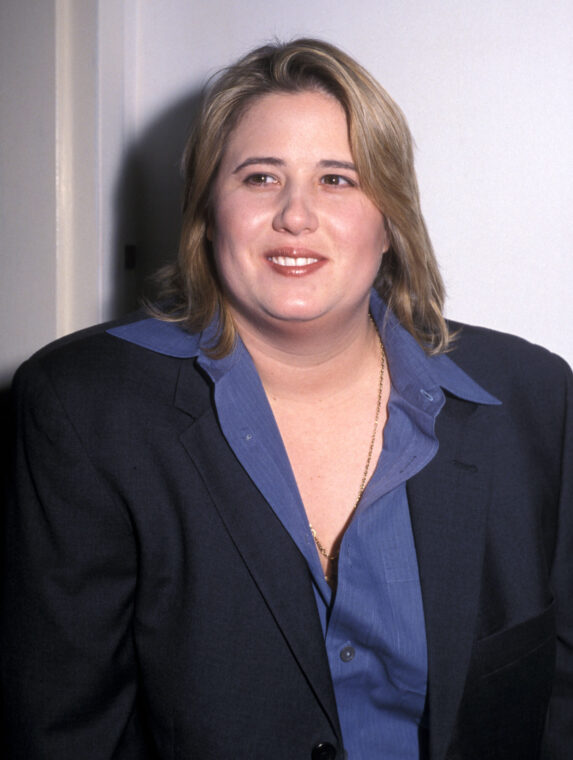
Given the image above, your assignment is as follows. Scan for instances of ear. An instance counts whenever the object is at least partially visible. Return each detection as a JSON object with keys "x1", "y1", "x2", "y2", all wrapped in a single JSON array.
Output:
[{"x1": 381, "y1": 214, "x2": 391, "y2": 253}]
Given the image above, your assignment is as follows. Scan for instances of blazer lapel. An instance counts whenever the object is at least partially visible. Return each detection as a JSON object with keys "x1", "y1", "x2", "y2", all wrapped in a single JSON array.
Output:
[
  {"x1": 174, "y1": 360, "x2": 342, "y2": 740},
  {"x1": 407, "y1": 394, "x2": 501, "y2": 760}
]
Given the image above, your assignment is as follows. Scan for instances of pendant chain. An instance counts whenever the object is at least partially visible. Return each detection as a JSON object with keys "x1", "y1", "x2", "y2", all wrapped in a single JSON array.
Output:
[{"x1": 309, "y1": 317, "x2": 386, "y2": 572}]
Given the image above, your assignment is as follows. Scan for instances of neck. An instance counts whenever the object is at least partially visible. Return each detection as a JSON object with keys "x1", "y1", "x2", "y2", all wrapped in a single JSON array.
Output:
[{"x1": 233, "y1": 307, "x2": 381, "y2": 402}]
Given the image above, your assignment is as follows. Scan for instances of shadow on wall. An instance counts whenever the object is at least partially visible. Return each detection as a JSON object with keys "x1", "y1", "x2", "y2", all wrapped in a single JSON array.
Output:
[
  {"x1": 1, "y1": 89, "x2": 205, "y2": 496},
  {"x1": 109, "y1": 88, "x2": 205, "y2": 318}
]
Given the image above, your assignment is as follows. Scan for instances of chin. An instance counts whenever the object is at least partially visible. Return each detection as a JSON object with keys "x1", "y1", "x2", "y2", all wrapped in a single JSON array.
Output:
[{"x1": 262, "y1": 302, "x2": 329, "y2": 324}]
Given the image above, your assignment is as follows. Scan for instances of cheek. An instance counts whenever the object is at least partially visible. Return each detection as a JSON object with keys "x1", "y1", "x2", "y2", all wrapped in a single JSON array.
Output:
[
  {"x1": 340, "y1": 205, "x2": 388, "y2": 257},
  {"x1": 209, "y1": 202, "x2": 233, "y2": 246},
  {"x1": 333, "y1": 195, "x2": 386, "y2": 240},
  {"x1": 211, "y1": 197, "x2": 265, "y2": 249},
  {"x1": 210, "y1": 209, "x2": 258, "y2": 283},
  {"x1": 366, "y1": 208, "x2": 390, "y2": 255}
]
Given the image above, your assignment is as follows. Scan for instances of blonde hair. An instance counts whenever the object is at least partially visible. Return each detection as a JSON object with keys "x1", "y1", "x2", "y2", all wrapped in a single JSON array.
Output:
[{"x1": 153, "y1": 38, "x2": 450, "y2": 355}]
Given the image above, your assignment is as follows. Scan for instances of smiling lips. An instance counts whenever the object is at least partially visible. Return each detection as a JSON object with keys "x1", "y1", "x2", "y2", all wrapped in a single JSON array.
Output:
[{"x1": 266, "y1": 249, "x2": 326, "y2": 276}]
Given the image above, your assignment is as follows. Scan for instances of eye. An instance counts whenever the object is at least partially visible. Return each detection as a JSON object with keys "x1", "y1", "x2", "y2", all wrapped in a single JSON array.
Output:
[
  {"x1": 244, "y1": 173, "x2": 278, "y2": 186},
  {"x1": 321, "y1": 174, "x2": 356, "y2": 187}
]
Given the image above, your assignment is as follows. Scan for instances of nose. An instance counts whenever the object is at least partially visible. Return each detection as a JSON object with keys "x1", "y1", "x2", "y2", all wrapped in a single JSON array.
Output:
[{"x1": 272, "y1": 185, "x2": 318, "y2": 235}]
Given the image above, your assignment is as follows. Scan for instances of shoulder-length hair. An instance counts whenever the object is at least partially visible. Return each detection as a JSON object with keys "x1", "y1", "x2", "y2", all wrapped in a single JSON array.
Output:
[{"x1": 153, "y1": 38, "x2": 450, "y2": 356}]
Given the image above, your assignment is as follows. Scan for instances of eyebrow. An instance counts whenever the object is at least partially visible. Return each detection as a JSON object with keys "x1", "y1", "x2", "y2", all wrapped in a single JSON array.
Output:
[
  {"x1": 232, "y1": 157, "x2": 358, "y2": 173},
  {"x1": 319, "y1": 160, "x2": 358, "y2": 172},
  {"x1": 232, "y1": 157, "x2": 285, "y2": 173}
]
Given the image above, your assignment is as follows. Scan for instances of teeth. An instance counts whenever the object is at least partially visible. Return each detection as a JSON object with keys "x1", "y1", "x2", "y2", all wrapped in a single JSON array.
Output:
[{"x1": 270, "y1": 256, "x2": 318, "y2": 267}]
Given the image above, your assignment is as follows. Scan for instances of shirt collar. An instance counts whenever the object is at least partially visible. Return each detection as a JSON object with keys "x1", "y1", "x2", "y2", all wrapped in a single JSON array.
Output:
[
  {"x1": 107, "y1": 293, "x2": 500, "y2": 407},
  {"x1": 106, "y1": 313, "x2": 247, "y2": 382},
  {"x1": 368, "y1": 291, "x2": 500, "y2": 406}
]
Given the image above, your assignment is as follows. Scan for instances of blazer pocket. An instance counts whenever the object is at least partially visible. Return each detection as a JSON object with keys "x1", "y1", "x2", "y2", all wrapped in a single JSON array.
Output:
[
  {"x1": 450, "y1": 604, "x2": 556, "y2": 758},
  {"x1": 470, "y1": 600, "x2": 556, "y2": 680}
]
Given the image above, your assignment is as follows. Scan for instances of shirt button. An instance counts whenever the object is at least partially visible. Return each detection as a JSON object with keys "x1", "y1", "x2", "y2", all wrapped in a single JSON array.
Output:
[
  {"x1": 311, "y1": 742, "x2": 337, "y2": 760},
  {"x1": 339, "y1": 645, "x2": 355, "y2": 662},
  {"x1": 420, "y1": 389, "x2": 434, "y2": 401}
]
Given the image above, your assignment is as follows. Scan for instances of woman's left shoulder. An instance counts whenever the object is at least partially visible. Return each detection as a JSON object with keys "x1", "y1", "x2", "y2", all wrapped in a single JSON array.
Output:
[{"x1": 446, "y1": 320, "x2": 572, "y2": 408}]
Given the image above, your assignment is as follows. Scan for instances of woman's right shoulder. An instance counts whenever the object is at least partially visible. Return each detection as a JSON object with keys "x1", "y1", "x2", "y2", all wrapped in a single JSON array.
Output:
[{"x1": 12, "y1": 311, "x2": 205, "y2": 409}]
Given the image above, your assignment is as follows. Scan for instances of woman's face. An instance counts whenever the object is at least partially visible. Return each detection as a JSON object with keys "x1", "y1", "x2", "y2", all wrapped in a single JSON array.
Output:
[{"x1": 209, "y1": 90, "x2": 389, "y2": 334}]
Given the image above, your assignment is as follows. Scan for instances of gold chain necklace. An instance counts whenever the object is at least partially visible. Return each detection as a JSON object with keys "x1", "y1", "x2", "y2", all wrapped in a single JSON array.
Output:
[{"x1": 309, "y1": 317, "x2": 386, "y2": 574}]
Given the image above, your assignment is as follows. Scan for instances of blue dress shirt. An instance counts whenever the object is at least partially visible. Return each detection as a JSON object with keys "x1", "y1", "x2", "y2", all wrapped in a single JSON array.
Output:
[{"x1": 109, "y1": 292, "x2": 499, "y2": 759}]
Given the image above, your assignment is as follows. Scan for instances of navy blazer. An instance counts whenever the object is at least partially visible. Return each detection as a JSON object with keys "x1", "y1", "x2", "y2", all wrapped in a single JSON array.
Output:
[{"x1": 2, "y1": 317, "x2": 572, "y2": 759}]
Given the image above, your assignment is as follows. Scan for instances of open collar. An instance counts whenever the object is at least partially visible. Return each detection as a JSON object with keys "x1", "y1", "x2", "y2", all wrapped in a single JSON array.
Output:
[{"x1": 108, "y1": 293, "x2": 501, "y2": 409}]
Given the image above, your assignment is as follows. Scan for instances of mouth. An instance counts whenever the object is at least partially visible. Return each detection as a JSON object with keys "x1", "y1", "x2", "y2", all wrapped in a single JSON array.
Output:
[
  {"x1": 268, "y1": 255, "x2": 320, "y2": 267},
  {"x1": 265, "y1": 248, "x2": 326, "y2": 276}
]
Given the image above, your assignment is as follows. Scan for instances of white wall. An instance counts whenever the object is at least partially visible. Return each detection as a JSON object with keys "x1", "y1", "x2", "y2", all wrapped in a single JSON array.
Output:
[
  {"x1": 1, "y1": 0, "x2": 572, "y2": 388},
  {"x1": 0, "y1": 0, "x2": 133, "y2": 387},
  {"x1": 1, "y1": 1, "x2": 58, "y2": 387}
]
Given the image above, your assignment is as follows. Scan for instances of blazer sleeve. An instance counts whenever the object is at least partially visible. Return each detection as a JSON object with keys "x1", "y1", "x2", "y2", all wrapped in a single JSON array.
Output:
[
  {"x1": 544, "y1": 357, "x2": 573, "y2": 757},
  {"x1": 1, "y1": 360, "x2": 155, "y2": 759}
]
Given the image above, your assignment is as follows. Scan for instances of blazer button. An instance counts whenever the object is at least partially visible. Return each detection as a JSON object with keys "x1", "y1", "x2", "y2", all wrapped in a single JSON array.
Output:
[{"x1": 311, "y1": 742, "x2": 336, "y2": 760}]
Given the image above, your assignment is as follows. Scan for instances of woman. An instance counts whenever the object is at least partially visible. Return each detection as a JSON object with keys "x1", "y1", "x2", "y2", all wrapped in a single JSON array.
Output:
[{"x1": 2, "y1": 39, "x2": 571, "y2": 759}]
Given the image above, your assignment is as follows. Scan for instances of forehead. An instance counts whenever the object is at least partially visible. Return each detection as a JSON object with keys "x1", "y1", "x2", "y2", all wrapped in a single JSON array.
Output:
[{"x1": 224, "y1": 90, "x2": 351, "y2": 158}]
